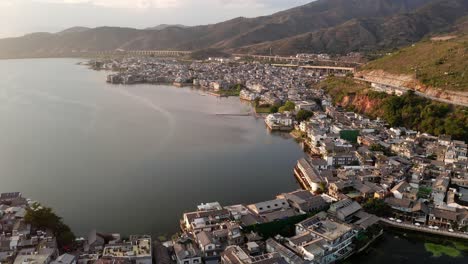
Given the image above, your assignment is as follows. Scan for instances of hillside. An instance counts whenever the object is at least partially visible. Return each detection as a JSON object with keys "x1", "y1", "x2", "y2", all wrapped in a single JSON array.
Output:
[
  {"x1": 1, "y1": 0, "x2": 462, "y2": 58},
  {"x1": 145, "y1": 24, "x2": 188, "y2": 31},
  {"x1": 318, "y1": 77, "x2": 468, "y2": 141},
  {"x1": 234, "y1": 0, "x2": 468, "y2": 55},
  {"x1": 362, "y1": 34, "x2": 468, "y2": 91}
]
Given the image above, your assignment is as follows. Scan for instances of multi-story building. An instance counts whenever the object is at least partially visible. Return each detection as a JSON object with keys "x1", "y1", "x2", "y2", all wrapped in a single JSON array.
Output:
[
  {"x1": 294, "y1": 159, "x2": 325, "y2": 192},
  {"x1": 182, "y1": 207, "x2": 231, "y2": 233},
  {"x1": 101, "y1": 235, "x2": 152, "y2": 264},
  {"x1": 289, "y1": 214, "x2": 357, "y2": 264},
  {"x1": 173, "y1": 238, "x2": 202, "y2": 264}
]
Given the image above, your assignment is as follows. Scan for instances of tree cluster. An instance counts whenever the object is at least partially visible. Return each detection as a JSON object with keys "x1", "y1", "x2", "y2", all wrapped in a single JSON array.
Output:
[{"x1": 25, "y1": 204, "x2": 75, "y2": 249}]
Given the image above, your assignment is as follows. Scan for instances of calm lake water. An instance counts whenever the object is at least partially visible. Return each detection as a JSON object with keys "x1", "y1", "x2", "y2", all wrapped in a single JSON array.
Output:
[
  {"x1": 347, "y1": 230, "x2": 468, "y2": 264},
  {"x1": 0, "y1": 59, "x2": 466, "y2": 263},
  {"x1": 0, "y1": 58, "x2": 304, "y2": 236}
]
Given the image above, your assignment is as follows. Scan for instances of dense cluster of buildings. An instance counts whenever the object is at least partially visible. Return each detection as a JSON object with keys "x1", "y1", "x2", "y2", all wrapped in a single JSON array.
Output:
[
  {"x1": 161, "y1": 72, "x2": 468, "y2": 263},
  {"x1": 168, "y1": 188, "x2": 380, "y2": 264},
  {"x1": 0, "y1": 192, "x2": 152, "y2": 264},
  {"x1": 0, "y1": 192, "x2": 61, "y2": 264},
  {"x1": 293, "y1": 94, "x2": 468, "y2": 232},
  {"x1": 96, "y1": 57, "x2": 325, "y2": 106},
  {"x1": 96, "y1": 55, "x2": 467, "y2": 264},
  {"x1": 3, "y1": 56, "x2": 466, "y2": 264},
  {"x1": 99, "y1": 57, "x2": 319, "y2": 94}
]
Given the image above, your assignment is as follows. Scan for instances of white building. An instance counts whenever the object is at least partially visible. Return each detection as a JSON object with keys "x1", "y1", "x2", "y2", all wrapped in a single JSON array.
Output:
[
  {"x1": 247, "y1": 199, "x2": 290, "y2": 215},
  {"x1": 291, "y1": 214, "x2": 357, "y2": 264},
  {"x1": 265, "y1": 113, "x2": 293, "y2": 131}
]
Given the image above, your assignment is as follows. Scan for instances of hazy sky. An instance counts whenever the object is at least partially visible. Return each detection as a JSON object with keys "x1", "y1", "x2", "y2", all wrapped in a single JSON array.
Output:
[{"x1": 0, "y1": 0, "x2": 312, "y2": 38}]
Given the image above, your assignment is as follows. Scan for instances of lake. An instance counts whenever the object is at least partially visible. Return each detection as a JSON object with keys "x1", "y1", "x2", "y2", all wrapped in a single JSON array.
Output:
[
  {"x1": 0, "y1": 58, "x2": 304, "y2": 236},
  {"x1": 0, "y1": 59, "x2": 466, "y2": 263}
]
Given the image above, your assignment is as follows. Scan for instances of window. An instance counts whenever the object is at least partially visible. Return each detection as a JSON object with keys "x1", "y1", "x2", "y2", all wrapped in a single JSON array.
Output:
[
  {"x1": 184, "y1": 261, "x2": 189, "y2": 264},
  {"x1": 193, "y1": 260, "x2": 200, "y2": 264},
  {"x1": 267, "y1": 205, "x2": 271, "y2": 208},
  {"x1": 274, "y1": 204, "x2": 278, "y2": 207},
  {"x1": 259, "y1": 207, "x2": 263, "y2": 210}
]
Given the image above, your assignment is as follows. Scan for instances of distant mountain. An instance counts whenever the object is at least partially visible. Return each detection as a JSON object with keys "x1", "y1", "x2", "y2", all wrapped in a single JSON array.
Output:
[
  {"x1": 235, "y1": 0, "x2": 468, "y2": 54},
  {"x1": 0, "y1": 0, "x2": 466, "y2": 58},
  {"x1": 57, "y1": 27, "x2": 91, "y2": 35},
  {"x1": 145, "y1": 24, "x2": 188, "y2": 31}
]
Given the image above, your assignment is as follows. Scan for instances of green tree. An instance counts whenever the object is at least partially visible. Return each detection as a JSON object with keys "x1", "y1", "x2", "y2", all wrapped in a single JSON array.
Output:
[
  {"x1": 279, "y1": 101, "x2": 296, "y2": 112},
  {"x1": 270, "y1": 105, "x2": 279, "y2": 113},
  {"x1": 254, "y1": 97, "x2": 261, "y2": 107},
  {"x1": 363, "y1": 198, "x2": 390, "y2": 217},
  {"x1": 296, "y1": 110, "x2": 314, "y2": 122},
  {"x1": 25, "y1": 204, "x2": 75, "y2": 248}
]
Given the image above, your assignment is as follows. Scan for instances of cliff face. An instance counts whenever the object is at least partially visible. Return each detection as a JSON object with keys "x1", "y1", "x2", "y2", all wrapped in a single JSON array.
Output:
[
  {"x1": 319, "y1": 76, "x2": 468, "y2": 141},
  {"x1": 338, "y1": 93, "x2": 384, "y2": 117}
]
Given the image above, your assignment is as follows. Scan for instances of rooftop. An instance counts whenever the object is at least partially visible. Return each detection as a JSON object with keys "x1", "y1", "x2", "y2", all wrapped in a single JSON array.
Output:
[{"x1": 102, "y1": 237, "x2": 151, "y2": 258}]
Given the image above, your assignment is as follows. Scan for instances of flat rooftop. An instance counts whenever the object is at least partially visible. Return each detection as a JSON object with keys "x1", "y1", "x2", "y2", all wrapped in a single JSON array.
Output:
[
  {"x1": 103, "y1": 238, "x2": 151, "y2": 258},
  {"x1": 310, "y1": 219, "x2": 352, "y2": 241}
]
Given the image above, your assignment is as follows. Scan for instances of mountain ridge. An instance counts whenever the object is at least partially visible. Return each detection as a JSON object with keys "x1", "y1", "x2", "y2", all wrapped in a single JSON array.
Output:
[{"x1": 0, "y1": 0, "x2": 465, "y2": 58}]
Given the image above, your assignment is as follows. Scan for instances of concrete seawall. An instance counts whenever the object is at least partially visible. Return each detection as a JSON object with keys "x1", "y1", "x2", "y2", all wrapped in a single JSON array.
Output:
[{"x1": 380, "y1": 218, "x2": 468, "y2": 240}]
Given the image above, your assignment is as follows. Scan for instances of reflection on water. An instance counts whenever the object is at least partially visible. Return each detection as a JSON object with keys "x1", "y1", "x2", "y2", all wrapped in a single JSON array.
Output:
[
  {"x1": 0, "y1": 59, "x2": 304, "y2": 237},
  {"x1": 347, "y1": 230, "x2": 468, "y2": 263}
]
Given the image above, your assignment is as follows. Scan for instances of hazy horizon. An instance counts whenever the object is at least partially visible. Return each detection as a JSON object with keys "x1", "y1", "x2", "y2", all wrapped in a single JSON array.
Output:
[{"x1": 0, "y1": 0, "x2": 312, "y2": 38}]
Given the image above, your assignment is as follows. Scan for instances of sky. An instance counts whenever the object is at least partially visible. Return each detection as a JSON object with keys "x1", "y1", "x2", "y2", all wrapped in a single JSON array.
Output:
[{"x1": 0, "y1": 0, "x2": 312, "y2": 38}]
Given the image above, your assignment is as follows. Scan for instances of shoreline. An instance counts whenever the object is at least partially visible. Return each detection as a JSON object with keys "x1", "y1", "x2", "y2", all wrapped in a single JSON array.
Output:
[
  {"x1": 94, "y1": 65, "x2": 468, "y2": 244},
  {"x1": 78, "y1": 59, "x2": 468, "y2": 264},
  {"x1": 109, "y1": 80, "x2": 235, "y2": 98}
]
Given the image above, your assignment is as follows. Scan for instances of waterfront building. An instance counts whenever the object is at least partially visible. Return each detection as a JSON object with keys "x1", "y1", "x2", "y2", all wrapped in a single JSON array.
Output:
[
  {"x1": 102, "y1": 235, "x2": 152, "y2": 264},
  {"x1": 182, "y1": 207, "x2": 231, "y2": 233},
  {"x1": 265, "y1": 113, "x2": 293, "y2": 131},
  {"x1": 294, "y1": 159, "x2": 325, "y2": 192},
  {"x1": 265, "y1": 238, "x2": 305, "y2": 264},
  {"x1": 247, "y1": 198, "x2": 298, "y2": 222},
  {"x1": 277, "y1": 190, "x2": 328, "y2": 214},
  {"x1": 221, "y1": 246, "x2": 287, "y2": 264},
  {"x1": 291, "y1": 213, "x2": 357, "y2": 264},
  {"x1": 385, "y1": 197, "x2": 428, "y2": 224},
  {"x1": 174, "y1": 238, "x2": 202, "y2": 264},
  {"x1": 427, "y1": 208, "x2": 468, "y2": 229}
]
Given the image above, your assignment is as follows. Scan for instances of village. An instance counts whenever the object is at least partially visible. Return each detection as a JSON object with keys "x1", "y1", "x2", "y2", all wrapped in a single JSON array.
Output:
[
  {"x1": 163, "y1": 93, "x2": 468, "y2": 264},
  {"x1": 1, "y1": 55, "x2": 467, "y2": 264},
  {"x1": 99, "y1": 55, "x2": 468, "y2": 262}
]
